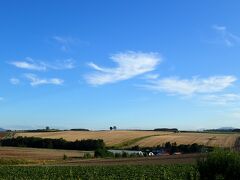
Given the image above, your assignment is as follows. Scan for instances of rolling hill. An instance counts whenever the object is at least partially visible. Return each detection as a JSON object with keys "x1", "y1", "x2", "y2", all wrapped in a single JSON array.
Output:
[{"x1": 15, "y1": 130, "x2": 240, "y2": 148}]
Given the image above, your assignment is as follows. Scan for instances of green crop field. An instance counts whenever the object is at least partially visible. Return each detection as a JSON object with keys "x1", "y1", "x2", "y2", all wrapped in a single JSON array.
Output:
[
  {"x1": 1, "y1": 150, "x2": 239, "y2": 179},
  {"x1": 0, "y1": 165, "x2": 197, "y2": 180}
]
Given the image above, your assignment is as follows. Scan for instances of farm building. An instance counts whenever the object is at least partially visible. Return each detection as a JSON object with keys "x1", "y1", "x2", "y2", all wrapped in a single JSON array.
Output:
[{"x1": 108, "y1": 150, "x2": 143, "y2": 156}]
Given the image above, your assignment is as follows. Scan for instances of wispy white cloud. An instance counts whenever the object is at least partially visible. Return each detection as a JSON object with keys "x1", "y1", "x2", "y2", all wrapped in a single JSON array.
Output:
[
  {"x1": 212, "y1": 25, "x2": 240, "y2": 47},
  {"x1": 10, "y1": 78, "x2": 20, "y2": 85},
  {"x1": 201, "y1": 93, "x2": 240, "y2": 105},
  {"x1": 144, "y1": 75, "x2": 237, "y2": 96},
  {"x1": 85, "y1": 51, "x2": 161, "y2": 85},
  {"x1": 10, "y1": 57, "x2": 47, "y2": 71},
  {"x1": 53, "y1": 36, "x2": 75, "y2": 52},
  {"x1": 25, "y1": 74, "x2": 64, "y2": 86},
  {"x1": 10, "y1": 57, "x2": 75, "y2": 71}
]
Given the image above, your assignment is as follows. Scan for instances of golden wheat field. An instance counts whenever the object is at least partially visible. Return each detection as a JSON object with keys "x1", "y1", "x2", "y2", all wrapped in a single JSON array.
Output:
[
  {"x1": 16, "y1": 131, "x2": 167, "y2": 146},
  {"x1": 133, "y1": 133, "x2": 240, "y2": 148},
  {"x1": 0, "y1": 146, "x2": 93, "y2": 160},
  {"x1": 15, "y1": 130, "x2": 240, "y2": 148}
]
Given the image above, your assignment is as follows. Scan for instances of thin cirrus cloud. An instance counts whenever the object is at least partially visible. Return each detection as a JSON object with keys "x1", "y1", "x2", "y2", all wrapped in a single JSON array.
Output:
[
  {"x1": 212, "y1": 25, "x2": 240, "y2": 47},
  {"x1": 144, "y1": 75, "x2": 237, "y2": 96},
  {"x1": 24, "y1": 74, "x2": 64, "y2": 86},
  {"x1": 10, "y1": 57, "x2": 75, "y2": 71},
  {"x1": 52, "y1": 36, "x2": 75, "y2": 52},
  {"x1": 10, "y1": 78, "x2": 20, "y2": 85},
  {"x1": 85, "y1": 51, "x2": 161, "y2": 85},
  {"x1": 201, "y1": 93, "x2": 240, "y2": 105},
  {"x1": 48, "y1": 59, "x2": 75, "y2": 70}
]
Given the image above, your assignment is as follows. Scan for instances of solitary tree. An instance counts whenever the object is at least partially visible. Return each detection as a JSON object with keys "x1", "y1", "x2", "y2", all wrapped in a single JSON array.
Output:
[
  {"x1": 46, "y1": 126, "x2": 50, "y2": 131},
  {"x1": 113, "y1": 126, "x2": 117, "y2": 130},
  {"x1": 110, "y1": 126, "x2": 113, "y2": 131}
]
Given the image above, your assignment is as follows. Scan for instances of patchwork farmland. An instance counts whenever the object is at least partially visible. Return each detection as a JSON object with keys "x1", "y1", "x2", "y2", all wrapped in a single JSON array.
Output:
[{"x1": 15, "y1": 130, "x2": 240, "y2": 148}]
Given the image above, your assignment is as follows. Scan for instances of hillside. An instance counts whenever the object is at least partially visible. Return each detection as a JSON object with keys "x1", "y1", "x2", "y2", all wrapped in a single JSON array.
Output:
[
  {"x1": 0, "y1": 128, "x2": 6, "y2": 132},
  {"x1": 15, "y1": 130, "x2": 240, "y2": 148}
]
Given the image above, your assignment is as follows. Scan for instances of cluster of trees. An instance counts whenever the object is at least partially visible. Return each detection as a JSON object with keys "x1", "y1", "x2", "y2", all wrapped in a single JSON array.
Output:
[
  {"x1": 94, "y1": 148, "x2": 114, "y2": 158},
  {"x1": 0, "y1": 136, "x2": 105, "y2": 151},
  {"x1": 204, "y1": 128, "x2": 240, "y2": 133},
  {"x1": 232, "y1": 129, "x2": 240, "y2": 132},
  {"x1": 109, "y1": 126, "x2": 117, "y2": 131},
  {"x1": 23, "y1": 126, "x2": 59, "y2": 133},
  {"x1": 163, "y1": 142, "x2": 211, "y2": 154},
  {"x1": 153, "y1": 128, "x2": 179, "y2": 133},
  {"x1": 131, "y1": 142, "x2": 212, "y2": 154},
  {"x1": 70, "y1": 129, "x2": 90, "y2": 131}
]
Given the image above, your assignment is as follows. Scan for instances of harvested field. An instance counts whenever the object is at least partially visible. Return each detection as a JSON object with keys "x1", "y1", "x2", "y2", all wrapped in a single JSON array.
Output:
[
  {"x1": 134, "y1": 132, "x2": 240, "y2": 148},
  {"x1": 0, "y1": 147, "x2": 93, "y2": 160},
  {"x1": 16, "y1": 131, "x2": 171, "y2": 147},
  {"x1": 0, "y1": 147, "x2": 204, "y2": 166},
  {"x1": 15, "y1": 131, "x2": 240, "y2": 148}
]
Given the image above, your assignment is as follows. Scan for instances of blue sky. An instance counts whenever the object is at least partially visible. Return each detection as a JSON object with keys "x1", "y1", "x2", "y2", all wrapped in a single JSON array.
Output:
[{"x1": 1, "y1": 0, "x2": 240, "y2": 130}]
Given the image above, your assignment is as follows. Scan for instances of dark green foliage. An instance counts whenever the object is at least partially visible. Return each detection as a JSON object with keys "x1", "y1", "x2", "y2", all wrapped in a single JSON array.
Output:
[
  {"x1": 197, "y1": 150, "x2": 240, "y2": 180},
  {"x1": 232, "y1": 129, "x2": 240, "y2": 132},
  {"x1": 204, "y1": 128, "x2": 240, "y2": 133},
  {"x1": 154, "y1": 128, "x2": 179, "y2": 132},
  {"x1": 131, "y1": 145, "x2": 140, "y2": 151},
  {"x1": 129, "y1": 153, "x2": 137, "y2": 158},
  {"x1": 83, "y1": 153, "x2": 92, "y2": 159},
  {"x1": 165, "y1": 142, "x2": 207, "y2": 154},
  {"x1": 94, "y1": 148, "x2": 114, "y2": 158},
  {"x1": 138, "y1": 142, "x2": 209, "y2": 154},
  {"x1": 0, "y1": 165, "x2": 196, "y2": 179},
  {"x1": 0, "y1": 158, "x2": 32, "y2": 165},
  {"x1": 24, "y1": 129, "x2": 59, "y2": 132},
  {"x1": 63, "y1": 154, "x2": 68, "y2": 160},
  {"x1": 0, "y1": 136, "x2": 105, "y2": 151},
  {"x1": 114, "y1": 153, "x2": 122, "y2": 158},
  {"x1": 122, "y1": 151, "x2": 129, "y2": 158},
  {"x1": 70, "y1": 129, "x2": 89, "y2": 131}
]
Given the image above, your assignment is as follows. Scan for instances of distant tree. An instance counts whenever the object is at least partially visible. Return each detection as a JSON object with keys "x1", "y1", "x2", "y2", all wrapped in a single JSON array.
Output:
[
  {"x1": 165, "y1": 142, "x2": 172, "y2": 150},
  {"x1": 110, "y1": 127, "x2": 113, "y2": 131},
  {"x1": 63, "y1": 154, "x2": 68, "y2": 160},
  {"x1": 131, "y1": 145, "x2": 140, "y2": 151},
  {"x1": 46, "y1": 126, "x2": 50, "y2": 131},
  {"x1": 94, "y1": 148, "x2": 113, "y2": 158},
  {"x1": 113, "y1": 126, "x2": 117, "y2": 130}
]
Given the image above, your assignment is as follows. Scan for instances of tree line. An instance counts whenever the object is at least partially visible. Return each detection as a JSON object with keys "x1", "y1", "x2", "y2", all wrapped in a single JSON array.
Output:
[
  {"x1": 131, "y1": 142, "x2": 212, "y2": 154},
  {"x1": 0, "y1": 136, "x2": 105, "y2": 151},
  {"x1": 153, "y1": 128, "x2": 179, "y2": 133}
]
